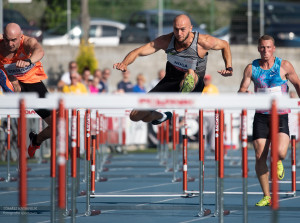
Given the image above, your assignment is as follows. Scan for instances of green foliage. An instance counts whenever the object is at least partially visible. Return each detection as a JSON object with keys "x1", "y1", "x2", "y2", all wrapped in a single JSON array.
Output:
[
  {"x1": 41, "y1": 0, "x2": 81, "y2": 30},
  {"x1": 76, "y1": 41, "x2": 98, "y2": 75},
  {"x1": 88, "y1": 0, "x2": 149, "y2": 23}
]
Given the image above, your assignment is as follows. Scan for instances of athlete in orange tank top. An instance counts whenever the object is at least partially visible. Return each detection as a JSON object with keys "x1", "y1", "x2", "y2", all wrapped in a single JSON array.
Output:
[
  {"x1": 0, "y1": 23, "x2": 52, "y2": 159},
  {"x1": 0, "y1": 24, "x2": 47, "y2": 92}
]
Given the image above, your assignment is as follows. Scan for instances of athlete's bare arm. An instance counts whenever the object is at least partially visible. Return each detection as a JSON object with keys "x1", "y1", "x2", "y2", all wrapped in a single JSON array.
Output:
[
  {"x1": 198, "y1": 34, "x2": 233, "y2": 77},
  {"x1": 238, "y1": 64, "x2": 253, "y2": 93},
  {"x1": 282, "y1": 60, "x2": 300, "y2": 97},
  {"x1": 18, "y1": 35, "x2": 44, "y2": 67},
  {"x1": 113, "y1": 33, "x2": 172, "y2": 72}
]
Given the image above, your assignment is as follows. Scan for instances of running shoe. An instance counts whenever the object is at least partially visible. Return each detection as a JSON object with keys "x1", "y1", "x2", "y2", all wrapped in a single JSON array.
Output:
[
  {"x1": 255, "y1": 196, "x2": 271, "y2": 206},
  {"x1": 151, "y1": 112, "x2": 172, "y2": 125},
  {"x1": 181, "y1": 74, "x2": 194, "y2": 93},
  {"x1": 28, "y1": 131, "x2": 40, "y2": 158},
  {"x1": 277, "y1": 160, "x2": 285, "y2": 180}
]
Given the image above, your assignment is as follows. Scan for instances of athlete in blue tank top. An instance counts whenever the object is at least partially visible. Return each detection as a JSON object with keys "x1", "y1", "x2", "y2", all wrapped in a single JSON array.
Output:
[
  {"x1": 252, "y1": 56, "x2": 289, "y2": 114},
  {"x1": 238, "y1": 35, "x2": 300, "y2": 207}
]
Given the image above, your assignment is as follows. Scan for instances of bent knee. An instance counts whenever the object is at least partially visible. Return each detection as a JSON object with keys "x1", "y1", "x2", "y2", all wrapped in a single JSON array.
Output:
[{"x1": 129, "y1": 112, "x2": 140, "y2": 122}]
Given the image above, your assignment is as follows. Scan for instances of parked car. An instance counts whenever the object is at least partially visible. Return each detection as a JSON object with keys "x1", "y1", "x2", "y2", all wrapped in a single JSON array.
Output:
[
  {"x1": 120, "y1": 9, "x2": 207, "y2": 43},
  {"x1": 42, "y1": 18, "x2": 125, "y2": 46},
  {"x1": 3, "y1": 9, "x2": 43, "y2": 42},
  {"x1": 230, "y1": 1, "x2": 300, "y2": 46}
]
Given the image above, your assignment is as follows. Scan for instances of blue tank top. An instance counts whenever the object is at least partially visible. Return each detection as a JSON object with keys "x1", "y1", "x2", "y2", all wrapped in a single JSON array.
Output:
[{"x1": 252, "y1": 57, "x2": 289, "y2": 114}]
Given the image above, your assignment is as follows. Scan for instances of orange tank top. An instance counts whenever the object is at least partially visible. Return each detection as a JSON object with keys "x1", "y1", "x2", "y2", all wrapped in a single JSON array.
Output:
[{"x1": 0, "y1": 35, "x2": 47, "y2": 83}]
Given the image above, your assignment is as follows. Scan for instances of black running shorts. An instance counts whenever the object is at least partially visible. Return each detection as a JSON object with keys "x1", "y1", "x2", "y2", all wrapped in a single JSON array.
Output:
[
  {"x1": 19, "y1": 81, "x2": 51, "y2": 119},
  {"x1": 252, "y1": 113, "x2": 289, "y2": 140},
  {"x1": 149, "y1": 62, "x2": 205, "y2": 93}
]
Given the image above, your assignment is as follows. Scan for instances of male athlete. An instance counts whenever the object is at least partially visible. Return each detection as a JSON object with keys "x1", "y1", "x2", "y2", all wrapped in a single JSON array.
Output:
[
  {"x1": 113, "y1": 14, "x2": 233, "y2": 125},
  {"x1": 238, "y1": 35, "x2": 300, "y2": 206},
  {"x1": 0, "y1": 23, "x2": 52, "y2": 158}
]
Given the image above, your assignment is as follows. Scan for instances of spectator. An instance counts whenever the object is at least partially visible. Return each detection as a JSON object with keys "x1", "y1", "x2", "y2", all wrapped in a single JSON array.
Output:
[
  {"x1": 202, "y1": 74, "x2": 219, "y2": 94},
  {"x1": 89, "y1": 76, "x2": 100, "y2": 94},
  {"x1": 148, "y1": 69, "x2": 166, "y2": 90},
  {"x1": 62, "y1": 71, "x2": 88, "y2": 94},
  {"x1": 81, "y1": 67, "x2": 91, "y2": 90},
  {"x1": 57, "y1": 61, "x2": 80, "y2": 91},
  {"x1": 132, "y1": 73, "x2": 146, "y2": 93},
  {"x1": 117, "y1": 70, "x2": 133, "y2": 93},
  {"x1": 93, "y1": 69, "x2": 105, "y2": 93},
  {"x1": 101, "y1": 68, "x2": 111, "y2": 92}
]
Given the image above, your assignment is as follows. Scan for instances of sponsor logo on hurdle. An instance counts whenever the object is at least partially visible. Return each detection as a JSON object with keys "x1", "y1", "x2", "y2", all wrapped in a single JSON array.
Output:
[
  {"x1": 138, "y1": 98, "x2": 194, "y2": 108},
  {"x1": 25, "y1": 109, "x2": 37, "y2": 115}
]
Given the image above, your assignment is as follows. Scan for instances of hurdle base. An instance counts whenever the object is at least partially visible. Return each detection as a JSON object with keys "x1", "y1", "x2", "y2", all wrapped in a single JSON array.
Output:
[
  {"x1": 79, "y1": 190, "x2": 87, "y2": 196},
  {"x1": 6, "y1": 177, "x2": 18, "y2": 182},
  {"x1": 97, "y1": 177, "x2": 108, "y2": 182},
  {"x1": 197, "y1": 209, "x2": 211, "y2": 217},
  {"x1": 223, "y1": 210, "x2": 230, "y2": 215},
  {"x1": 41, "y1": 159, "x2": 48, "y2": 164},
  {"x1": 166, "y1": 168, "x2": 173, "y2": 172},
  {"x1": 64, "y1": 208, "x2": 78, "y2": 216},
  {"x1": 172, "y1": 177, "x2": 182, "y2": 182},
  {"x1": 188, "y1": 177, "x2": 195, "y2": 182},
  {"x1": 102, "y1": 167, "x2": 109, "y2": 172},
  {"x1": 86, "y1": 209, "x2": 101, "y2": 216}
]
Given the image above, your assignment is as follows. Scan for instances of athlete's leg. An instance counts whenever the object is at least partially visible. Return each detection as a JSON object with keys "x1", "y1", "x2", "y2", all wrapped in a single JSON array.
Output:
[
  {"x1": 35, "y1": 115, "x2": 52, "y2": 145},
  {"x1": 180, "y1": 69, "x2": 199, "y2": 92},
  {"x1": 7, "y1": 75, "x2": 21, "y2": 92},
  {"x1": 278, "y1": 133, "x2": 290, "y2": 160},
  {"x1": 254, "y1": 138, "x2": 271, "y2": 197}
]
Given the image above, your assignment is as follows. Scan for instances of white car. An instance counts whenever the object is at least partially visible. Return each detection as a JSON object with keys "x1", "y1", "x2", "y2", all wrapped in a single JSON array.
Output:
[{"x1": 42, "y1": 18, "x2": 125, "y2": 46}]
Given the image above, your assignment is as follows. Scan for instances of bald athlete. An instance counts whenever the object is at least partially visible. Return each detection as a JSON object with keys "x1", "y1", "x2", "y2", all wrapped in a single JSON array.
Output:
[
  {"x1": 114, "y1": 14, "x2": 233, "y2": 125},
  {"x1": 0, "y1": 23, "x2": 51, "y2": 158}
]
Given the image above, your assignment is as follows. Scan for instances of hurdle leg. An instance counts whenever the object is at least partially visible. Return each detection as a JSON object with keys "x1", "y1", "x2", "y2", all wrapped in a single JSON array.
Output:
[
  {"x1": 271, "y1": 99, "x2": 279, "y2": 223},
  {"x1": 6, "y1": 115, "x2": 11, "y2": 182},
  {"x1": 291, "y1": 135, "x2": 296, "y2": 196},
  {"x1": 57, "y1": 99, "x2": 66, "y2": 222},
  {"x1": 19, "y1": 99, "x2": 27, "y2": 222},
  {"x1": 241, "y1": 109, "x2": 248, "y2": 223},
  {"x1": 165, "y1": 120, "x2": 170, "y2": 172},
  {"x1": 214, "y1": 110, "x2": 220, "y2": 217},
  {"x1": 198, "y1": 110, "x2": 211, "y2": 217},
  {"x1": 85, "y1": 109, "x2": 91, "y2": 216},
  {"x1": 71, "y1": 109, "x2": 77, "y2": 221},
  {"x1": 6, "y1": 148, "x2": 11, "y2": 182},
  {"x1": 64, "y1": 109, "x2": 69, "y2": 216},
  {"x1": 218, "y1": 110, "x2": 224, "y2": 222},
  {"x1": 50, "y1": 109, "x2": 57, "y2": 223}
]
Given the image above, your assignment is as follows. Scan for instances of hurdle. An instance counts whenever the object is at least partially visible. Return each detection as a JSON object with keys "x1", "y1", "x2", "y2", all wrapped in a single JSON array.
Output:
[{"x1": 1, "y1": 93, "x2": 299, "y2": 223}]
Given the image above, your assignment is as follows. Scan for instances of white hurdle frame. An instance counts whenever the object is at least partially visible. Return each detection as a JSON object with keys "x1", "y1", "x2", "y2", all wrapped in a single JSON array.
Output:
[{"x1": 1, "y1": 93, "x2": 299, "y2": 223}]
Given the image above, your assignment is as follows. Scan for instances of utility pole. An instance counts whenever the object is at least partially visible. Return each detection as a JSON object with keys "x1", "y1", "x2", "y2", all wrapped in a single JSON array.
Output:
[
  {"x1": 247, "y1": 0, "x2": 252, "y2": 45},
  {"x1": 67, "y1": 0, "x2": 71, "y2": 43},
  {"x1": 158, "y1": 0, "x2": 163, "y2": 37},
  {"x1": 80, "y1": 0, "x2": 90, "y2": 44}
]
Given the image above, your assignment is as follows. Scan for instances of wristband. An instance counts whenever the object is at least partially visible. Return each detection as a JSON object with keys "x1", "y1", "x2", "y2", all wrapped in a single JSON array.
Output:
[
  {"x1": 24, "y1": 58, "x2": 32, "y2": 65},
  {"x1": 226, "y1": 67, "x2": 233, "y2": 72}
]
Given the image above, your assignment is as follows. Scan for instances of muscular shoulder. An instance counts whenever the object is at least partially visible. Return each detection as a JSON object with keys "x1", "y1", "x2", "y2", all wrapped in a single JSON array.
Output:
[
  {"x1": 281, "y1": 59, "x2": 294, "y2": 72},
  {"x1": 23, "y1": 35, "x2": 43, "y2": 54},
  {"x1": 152, "y1": 33, "x2": 173, "y2": 50},
  {"x1": 244, "y1": 63, "x2": 253, "y2": 76},
  {"x1": 197, "y1": 33, "x2": 227, "y2": 50},
  {"x1": 23, "y1": 35, "x2": 39, "y2": 47}
]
